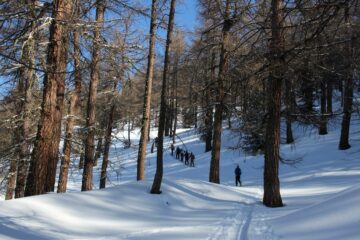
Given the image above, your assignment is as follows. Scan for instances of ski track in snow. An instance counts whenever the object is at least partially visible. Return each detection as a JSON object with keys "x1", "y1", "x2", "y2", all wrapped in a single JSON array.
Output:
[{"x1": 207, "y1": 203, "x2": 254, "y2": 240}]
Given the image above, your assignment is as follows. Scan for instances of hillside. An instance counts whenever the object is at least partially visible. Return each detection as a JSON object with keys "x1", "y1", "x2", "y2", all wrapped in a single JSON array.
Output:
[{"x1": 0, "y1": 121, "x2": 359, "y2": 239}]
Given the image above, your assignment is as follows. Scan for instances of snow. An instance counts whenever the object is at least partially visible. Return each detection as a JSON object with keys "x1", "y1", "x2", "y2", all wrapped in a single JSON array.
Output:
[{"x1": 0, "y1": 119, "x2": 360, "y2": 239}]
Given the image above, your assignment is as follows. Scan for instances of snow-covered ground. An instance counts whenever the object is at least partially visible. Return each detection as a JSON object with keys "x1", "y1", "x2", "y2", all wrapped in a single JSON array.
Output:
[{"x1": 0, "y1": 118, "x2": 359, "y2": 239}]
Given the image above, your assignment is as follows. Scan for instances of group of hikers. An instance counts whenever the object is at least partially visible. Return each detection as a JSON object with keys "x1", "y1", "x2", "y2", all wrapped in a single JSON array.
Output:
[
  {"x1": 170, "y1": 143, "x2": 196, "y2": 167},
  {"x1": 162, "y1": 139, "x2": 242, "y2": 186}
]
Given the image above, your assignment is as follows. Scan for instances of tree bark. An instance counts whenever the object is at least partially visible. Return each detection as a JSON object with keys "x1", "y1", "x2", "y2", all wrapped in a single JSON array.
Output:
[
  {"x1": 263, "y1": 0, "x2": 284, "y2": 208},
  {"x1": 6, "y1": 158, "x2": 17, "y2": 200},
  {"x1": 93, "y1": 137, "x2": 103, "y2": 166},
  {"x1": 209, "y1": 0, "x2": 232, "y2": 184},
  {"x1": 172, "y1": 53, "x2": 179, "y2": 144},
  {"x1": 57, "y1": 19, "x2": 82, "y2": 193},
  {"x1": 339, "y1": 4, "x2": 353, "y2": 150},
  {"x1": 137, "y1": 0, "x2": 157, "y2": 181},
  {"x1": 285, "y1": 74, "x2": 294, "y2": 143},
  {"x1": 100, "y1": 103, "x2": 115, "y2": 188},
  {"x1": 15, "y1": 9, "x2": 36, "y2": 198},
  {"x1": 82, "y1": 0, "x2": 105, "y2": 191},
  {"x1": 326, "y1": 80, "x2": 333, "y2": 114},
  {"x1": 319, "y1": 79, "x2": 328, "y2": 135},
  {"x1": 25, "y1": 0, "x2": 73, "y2": 196},
  {"x1": 150, "y1": 0, "x2": 176, "y2": 194},
  {"x1": 205, "y1": 51, "x2": 216, "y2": 152}
]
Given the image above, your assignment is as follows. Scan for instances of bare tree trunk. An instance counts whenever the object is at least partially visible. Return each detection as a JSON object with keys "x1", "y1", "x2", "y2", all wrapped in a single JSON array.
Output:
[
  {"x1": 15, "y1": 12, "x2": 36, "y2": 198},
  {"x1": 263, "y1": 0, "x2": 284, "y2": 208},
  {"x1": 285, "y1": 76, "x2": 294, "y2": 144},
  {"x1": 93, "y1": 137, "x2": 103, "y2": 166},
  {"x1": 302, "y1": 58, "x2": 314, "y2": 112},
  {"x1": 46, "y1": 0, "x2": 74, "y2": 192},
  {"x1": 25, "y1": 0, "x2": 73, "y2": 196},
  {"x1": 79, "y1": 151, "x2": 84, "y2": 169},
  {"x1": 127, "y1": 117, "x2": 131, "y2": 147},
  {"x1": 326, "y1": 80, "x2": 333, "y2": 114},
  {"x1": 100, "y1": 103, "x2": 115, "y2": 188},
  {"x1": 137, "y1": 0, "x2": 157, "y2": 181},
  {"x1": 209, "y1": 0, "x2": 231, "y2": 184},
  {"x1": 339, "y1": 4, "x2": 353, "y2": 150},
  {"x1": 150, "y1": 0, "x2": 176, "y2": 194},
  {"x1": 57, "y1": 21, "x2": 82, "y2": 193},
  {"x1": 6, "y1": 158, "x2": 17, "y2": 200},
  {"x1": 205, "y1": 52, "x2": 216, "y2": 152},
  {"x1": 82, "y1": 0, "x2": 105, "y2": 191},
  {"x1": 171, "y1": 50, "x2": 179, "y2": 144},
  {"x1": 319, "y1": 79, "x2": 328, "y2": 135}
]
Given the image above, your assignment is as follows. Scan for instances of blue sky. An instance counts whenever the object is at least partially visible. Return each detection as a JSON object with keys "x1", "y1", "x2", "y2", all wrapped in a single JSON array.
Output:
[{"x1": 175, "y1": 0, "x2": 198, "y2": 31}]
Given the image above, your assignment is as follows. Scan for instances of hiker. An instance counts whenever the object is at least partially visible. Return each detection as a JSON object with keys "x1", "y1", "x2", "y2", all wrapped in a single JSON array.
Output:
[
  {"x1": 154, "y1": 137, "x2": 158, "y2": 147},
  {"x1": 170, "y1": 143, "x2": 175, "y2": 156},
  {"x1": 180, "y1": 150, "x2": 185, "y2": 162},
  {"x1": 176, "y1": 147, "x2": 181, "y2": 159},
  {"x1": 234, "y1": 165, "x2": 242, "y2": 186},
  {"x1": 184, "y1": 151, "x2": 189, "y2": 165},
  {"x1": 190, "y1": 152, "x2": 195, "y2": 167}
]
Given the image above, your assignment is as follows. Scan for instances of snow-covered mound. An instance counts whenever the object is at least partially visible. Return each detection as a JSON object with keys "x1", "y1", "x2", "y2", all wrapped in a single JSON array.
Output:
[{"x1": 0, "y1": 121, "x2": 359, "y2": 239}]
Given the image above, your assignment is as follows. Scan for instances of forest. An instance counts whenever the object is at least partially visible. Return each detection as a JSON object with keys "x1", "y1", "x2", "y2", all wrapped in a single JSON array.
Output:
[{"x1": 0, "y1": 0, "x2": 359, "y2": 211}]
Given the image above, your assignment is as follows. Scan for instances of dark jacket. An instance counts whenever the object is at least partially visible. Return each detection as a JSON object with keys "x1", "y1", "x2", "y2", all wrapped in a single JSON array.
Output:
[{"x1": 235, "y1": 166, "x2": 241, "y2": 176}]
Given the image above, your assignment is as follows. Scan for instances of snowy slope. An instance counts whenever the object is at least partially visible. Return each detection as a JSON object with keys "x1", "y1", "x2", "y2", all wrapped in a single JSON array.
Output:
[{"x1": 0, "y1": 120, "x2": 359, "y2": 239}]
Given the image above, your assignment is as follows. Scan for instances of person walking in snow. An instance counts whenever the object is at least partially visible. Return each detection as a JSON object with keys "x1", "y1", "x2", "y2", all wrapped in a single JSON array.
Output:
[
  {"x1": 176, "y1": 146, "x2": 181, "y2": 159},
  {"x1": 154, "y1": 137, "x2": 158, "y2": 147},
  {"x1": 184, "y1": 151, "x2": 189, "y2": 165},
  {"x1": 190, "y1": 152, "x2": 195, "y2": 167},
  {"x1": 235, "y1": 165, "x2": 242, "y2": 186},
  {"x1": 170, "y1": 143, "x2": 175, "y2": 156},
  {"x1": 180, "y1": 150, "x2": 184, "y2": 162}
]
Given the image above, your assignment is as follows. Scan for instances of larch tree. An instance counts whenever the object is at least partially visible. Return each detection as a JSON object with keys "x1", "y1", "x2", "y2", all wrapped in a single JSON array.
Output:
[
  {"x1": 209, "y1": 0, "x2": 233, "y2": 184},
  {"x1": 25, "y1": 0, "x2": 73, "y2": 196},
  {"x1": 339, "y1": 3, "x2": 354, "y2": 150},
  {"x1": 82, "y1": 0, "x2": 105, "y2": 191},
  {"x1": 137, "y1": 0, "x2": 157, "y2": 181},
  {"x1": 150, "y1": 0, "x2": 176, "y2": 194},
  {"x1": 263, "y1": 0, "x2": 284, "y2": 208},
  {"x1": 57, "y1": 1, "x2": 82, "y2": 193}
]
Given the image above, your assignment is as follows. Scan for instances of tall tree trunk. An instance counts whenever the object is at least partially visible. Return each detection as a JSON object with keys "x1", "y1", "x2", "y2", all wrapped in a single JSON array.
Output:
[
  {"x1": 339, "y1": 4, "x2": 353, "y2": 150},
  {"x1": 150, "y1": 0, "x2": 176, "y2": 194},
  {"x1": 205, "y1": 52, "x2": 215, "y2": 152},
  {"x1": 209, "y1": 0, "x2": 231, "y2": 184},
  {"x1": 285, "y1": 75, "x2": 294, "y2": 143},
  {"x1": 93, "y1": 137, "x2": 103, "y2": 166},
  {"x1": 82, "y1": 0, "x2": 105, "y2": 191},
  {"x1": 57, "y1": 22, "x2": 82, "y2": 193},
  {"x1": 46, "y1": 0, "x2": 74, "y2": 192},
  {"x1": 15, "y1": 12, "x2": 36, "y2": 198},
  {"x1": 263, "y1": 0, "x2": 284, "y2": 208},
  {"x1": 25, "y1": 0, "x2": 73, "y2": 196},
  {"x1": 6, "y1": 159, "x2": 17, "y2": 200},
  {"x1": 172, "y1": 54, "x2": 179, "y2": 144},
  {"x1": 326, "y1": 80, "x2": 333, "y2": 114},
  {"x1": 137, "y1": 0, "x2": 157, "y2": 181},
  {"x1": 100, "y1": 103, "x2": 115, "y2": 188},
  {"x1": 319, "y1": 79, "x2": 328, "y2": 135},
  {"x1": 302, "y1": 58, "x2": 313, "y2": 112},
  {"x1": 127, "y1": 117, "x2": 131, "y2": 147}
]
